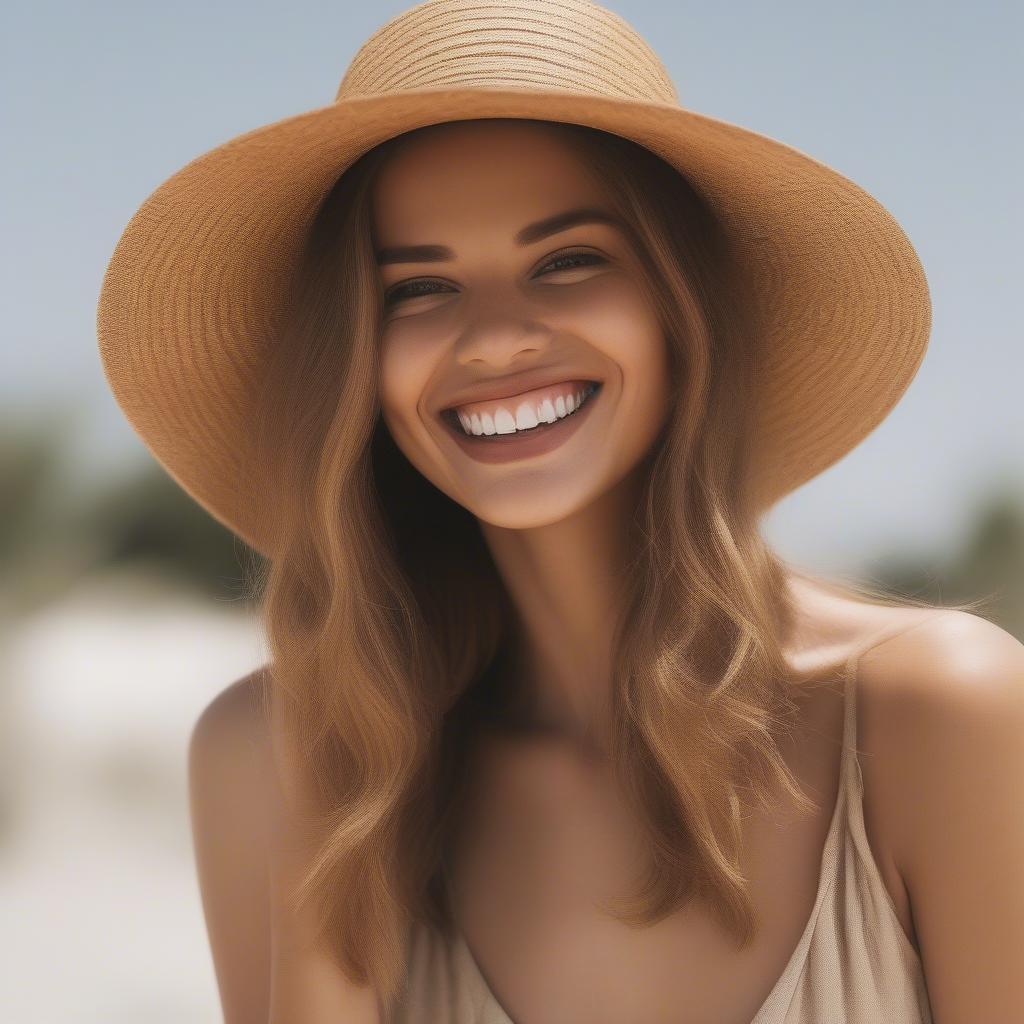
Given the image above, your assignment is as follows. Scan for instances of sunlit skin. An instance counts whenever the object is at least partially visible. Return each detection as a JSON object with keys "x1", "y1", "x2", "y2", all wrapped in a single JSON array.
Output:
[
  {"x1": 374, "y1": 119, "x2": 673, "y2": 757},
  {"x1": 188, "y1": 121, "x2": 1024, "y2": 1024},
  {"x1": 367, "y1": 124, "x2": 950, "y2": 1016}
]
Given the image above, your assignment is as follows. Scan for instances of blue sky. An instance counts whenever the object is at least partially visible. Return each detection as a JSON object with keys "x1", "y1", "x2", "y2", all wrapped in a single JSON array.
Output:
[{"x1": 2, "y1": 0, "x2": 1021, "y2": 572}]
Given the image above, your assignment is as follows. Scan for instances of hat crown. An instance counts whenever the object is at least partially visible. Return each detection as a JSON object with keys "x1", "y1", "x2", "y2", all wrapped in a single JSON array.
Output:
[{"x1": 335, "y1": 0, "x2": 678, "y2": 104}]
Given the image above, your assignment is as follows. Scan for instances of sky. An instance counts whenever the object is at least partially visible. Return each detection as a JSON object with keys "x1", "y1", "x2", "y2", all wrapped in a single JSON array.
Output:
[{"x1": 2, "y1": 0, "x2": 1021, "y2": 573}]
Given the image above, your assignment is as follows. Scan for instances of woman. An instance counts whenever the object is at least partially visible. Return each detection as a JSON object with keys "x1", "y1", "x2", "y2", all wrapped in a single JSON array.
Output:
[{"x1": 97, "y1": 2, "x2": 1024, "y2": 1022}]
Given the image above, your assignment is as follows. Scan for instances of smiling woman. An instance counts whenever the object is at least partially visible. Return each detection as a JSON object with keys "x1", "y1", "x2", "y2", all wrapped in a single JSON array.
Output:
[
  {"x1": 370, "y1": 118, "x2": 698, "y2": 529},
  {"x1": 224, "y1": 110, "x2": 958, "y2": 1023},
  {"x1": 95, "y1": 1, "x2": 1022, "y2": 1022}
]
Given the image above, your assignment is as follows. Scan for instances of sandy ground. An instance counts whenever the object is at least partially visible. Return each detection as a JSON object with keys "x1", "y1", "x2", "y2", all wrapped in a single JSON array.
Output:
[{"x1": 0, "y1": 569, "x2": 268, "y2": 1023}]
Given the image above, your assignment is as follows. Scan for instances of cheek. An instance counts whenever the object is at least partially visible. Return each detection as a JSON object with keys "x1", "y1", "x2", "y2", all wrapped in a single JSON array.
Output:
[
  {"x1": 378, "y1": 329, "x2": 436, "y2": 431},
  {"x1": 589, "y1": 282, "x2": 672, "y2": 453},
  {"x1": 581, "y1": 276, "x2": 668, "y2": 389}
]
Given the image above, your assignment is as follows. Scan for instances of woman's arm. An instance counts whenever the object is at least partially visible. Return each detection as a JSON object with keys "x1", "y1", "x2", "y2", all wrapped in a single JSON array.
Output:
[
  {"x1": 188, "y1": 670, "x2": 381, "y2": 1023},
  {"x1": 859, "y1": 612, "x2": 1024, "y2": 1022}
]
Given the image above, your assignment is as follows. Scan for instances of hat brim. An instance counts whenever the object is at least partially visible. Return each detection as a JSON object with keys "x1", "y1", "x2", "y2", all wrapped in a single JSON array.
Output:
[{"x1": 96, "y1": 85, "x2": 930, "y2": 557}]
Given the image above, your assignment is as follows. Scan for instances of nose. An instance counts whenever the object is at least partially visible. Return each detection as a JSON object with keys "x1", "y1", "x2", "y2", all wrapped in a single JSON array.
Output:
[{"x1": 454, "y1": 287, "x2": 553, "y2": 368}]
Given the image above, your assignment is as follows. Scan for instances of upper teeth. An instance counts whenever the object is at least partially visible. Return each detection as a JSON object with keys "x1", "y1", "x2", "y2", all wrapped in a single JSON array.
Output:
[{"x1": 454, "y1": 383, "x2": 597, "y2": 436}]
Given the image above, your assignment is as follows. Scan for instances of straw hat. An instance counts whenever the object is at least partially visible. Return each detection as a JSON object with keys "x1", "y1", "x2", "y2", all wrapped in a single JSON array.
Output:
[{"x1": 96, "y1": 0, "x2": 931, "y2": 558}]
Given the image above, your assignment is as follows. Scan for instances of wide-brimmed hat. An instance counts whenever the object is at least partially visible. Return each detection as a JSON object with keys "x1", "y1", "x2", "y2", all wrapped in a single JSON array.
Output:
[{"x1": 96, "y1": 0, "x2": 931, "y2": 558}]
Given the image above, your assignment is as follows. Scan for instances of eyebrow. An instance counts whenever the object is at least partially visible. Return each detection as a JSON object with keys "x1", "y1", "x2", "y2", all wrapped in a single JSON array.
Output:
[{"x1": 374, "y1": 206, "x2": 624, "y2": 266}]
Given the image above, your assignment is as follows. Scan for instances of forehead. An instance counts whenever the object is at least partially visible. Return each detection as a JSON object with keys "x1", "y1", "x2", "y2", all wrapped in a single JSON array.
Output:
[{"x1": 370, "y1": 119, "x2": 610, "y2": 243}]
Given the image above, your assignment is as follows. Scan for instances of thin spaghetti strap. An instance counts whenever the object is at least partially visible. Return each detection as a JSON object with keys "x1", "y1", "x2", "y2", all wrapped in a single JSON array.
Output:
[{"x1": 839, "y1": 611, "x2": 950, "y2": 787}]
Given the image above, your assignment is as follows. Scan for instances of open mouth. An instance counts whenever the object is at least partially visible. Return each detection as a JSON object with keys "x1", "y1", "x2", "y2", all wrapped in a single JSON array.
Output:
[{"x1": 440, "y1": 381, "x2": 603, "y2": 440}]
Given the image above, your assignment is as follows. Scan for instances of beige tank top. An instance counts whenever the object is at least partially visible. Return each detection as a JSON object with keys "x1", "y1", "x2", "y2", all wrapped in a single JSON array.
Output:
[{"x1": 391, "y1": 624, "x2": 935, "y2": 1023}]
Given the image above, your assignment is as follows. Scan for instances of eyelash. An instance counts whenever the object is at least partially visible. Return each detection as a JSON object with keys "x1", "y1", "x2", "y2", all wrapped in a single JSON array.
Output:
[{"x1": 383, "y1": 249, "x2": 606, "y2": 307}]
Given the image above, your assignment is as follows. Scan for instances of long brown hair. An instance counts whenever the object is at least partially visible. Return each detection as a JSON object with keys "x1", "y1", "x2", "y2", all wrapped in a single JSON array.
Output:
[{"x1": 239, "y1": 118, "x2": 989, "y2": 1009}]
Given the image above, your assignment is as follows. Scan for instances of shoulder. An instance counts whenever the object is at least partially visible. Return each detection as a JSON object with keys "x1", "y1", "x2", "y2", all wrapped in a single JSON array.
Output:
[
  {"x1": 190, "y1": 665, "x2": 271, "y2": 754},
  {"x1": 188, "y1": 667, "x2": 275, "y2": 1023},
  {"x1": 855, "y1": 609, "x2": 1024, "y2": 833},
  {"x1": 856, "y1": 610, "x2": 1024, "y2": 1018},
  {"x1": 858, "y1": 608, "x2": 1024, "y2": 700},
  {"x1": 856, "y1": 606, "x2": 1024, "y2": 839},
  {"x1": 854, "y1": 610, "x2": 1024, "y2": 802},
  {"x1": 187, "y1": 664, "x2": 275, "y2": 886}
]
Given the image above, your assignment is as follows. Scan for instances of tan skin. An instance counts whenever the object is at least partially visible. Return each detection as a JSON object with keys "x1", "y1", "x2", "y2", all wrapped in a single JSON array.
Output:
[
  {"x1": 189, "y1": 119, "x2": 1024, "y2": 1022},
  {"x1": 375, "y1": 119, "x2": 673, "y2": 760},
  {"x1": 376, "y1": 120, "x2": 922, "y2": 1020}
]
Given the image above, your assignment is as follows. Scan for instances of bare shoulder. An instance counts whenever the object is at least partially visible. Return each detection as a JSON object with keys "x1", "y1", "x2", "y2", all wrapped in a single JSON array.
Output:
[
  {"x1": 188, "y1": 665, "x2": 274, "y2": 848},
  {"x1": 855, "y1": 608, "x2": 1024, "y2": 842},
  {"x1": 854, "y1": 608, "x2": 1024, "y2": 773},
  {"x1": 856, "y1": 612, "x2": 1024, "y2": 1016},
  {"x1": 858, "y1": 608, "x2": 1024, "y2": 694},
  {"x1": 190, "y1": 665, "x2": 271, "y2": 752},
  {"x1": 188, "y1": 666, "x2": 275, "y2": 1024}
]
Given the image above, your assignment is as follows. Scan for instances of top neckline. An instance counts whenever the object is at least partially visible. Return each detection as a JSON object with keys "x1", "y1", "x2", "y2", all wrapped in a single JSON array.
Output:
[{"x1": 449, "y1": 625, "x2": 907, "y2": 1024}]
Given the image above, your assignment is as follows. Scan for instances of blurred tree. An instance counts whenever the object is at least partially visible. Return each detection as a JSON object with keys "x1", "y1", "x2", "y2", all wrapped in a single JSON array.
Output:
[
  {"x1": 0, "y1": 411, "x2": 264, "y2": 613},
  {"x1": 0, "y1": 414, "x2": 68, "y2": 567},
  {"x1": 69, "y1": 461, "x2": 263, "y2": 604},
  {"x1": 0, "y1": 409, "x2": 97, "y2": 616},
  {"x1": 863, "y1": 483, "x2": 1024, "y2": 641}
]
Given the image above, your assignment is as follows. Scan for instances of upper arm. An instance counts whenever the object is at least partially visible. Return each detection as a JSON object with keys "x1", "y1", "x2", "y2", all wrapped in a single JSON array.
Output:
[
  {"x1": 860, "y1": 611, "x2": 1024, "y2": 1023},
  {"x1": 188, "y1": 669, "x2": 273, "y2": 1024},
  {"x1": 189, "y1": 670, "x2": 384, "y2": 1024}
]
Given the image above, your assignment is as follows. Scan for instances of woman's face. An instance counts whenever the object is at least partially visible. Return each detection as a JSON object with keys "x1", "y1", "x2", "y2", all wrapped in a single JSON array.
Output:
[{"x1": 373, "y1": 119, "x2": 671, "y2": 529}]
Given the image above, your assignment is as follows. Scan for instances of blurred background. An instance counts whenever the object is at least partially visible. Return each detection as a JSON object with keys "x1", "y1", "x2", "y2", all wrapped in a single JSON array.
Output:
[{"x1": 2, "y1": 0, "x2": 1022, "y2": 1020}]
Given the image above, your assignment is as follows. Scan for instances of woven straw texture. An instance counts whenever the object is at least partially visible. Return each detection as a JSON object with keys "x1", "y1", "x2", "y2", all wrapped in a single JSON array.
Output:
[{"x1": 96, "y1": 0, "x2": 931, "y2": 556}]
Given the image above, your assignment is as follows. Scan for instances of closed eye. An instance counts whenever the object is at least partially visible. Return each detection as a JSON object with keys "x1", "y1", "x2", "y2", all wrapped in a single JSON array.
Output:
[{"x1": 382, "y1": 249, "x2": 606, "y2": 308}]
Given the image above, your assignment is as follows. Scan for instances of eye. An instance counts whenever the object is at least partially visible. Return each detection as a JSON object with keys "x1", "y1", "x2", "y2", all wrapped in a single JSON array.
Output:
[
  {"x1": 382, "y1": 248, "x2": 606, "y2": 308},
  {"x1": 537, "y1": 249, "x2": 606, "y2": 275},
  {"x1": 382, "y1": 277, "x2": 451, "y2": 306}
]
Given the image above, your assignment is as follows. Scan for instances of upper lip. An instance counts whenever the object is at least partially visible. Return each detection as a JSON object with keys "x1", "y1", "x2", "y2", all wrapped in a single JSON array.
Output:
[{"x1": 437, "y1": 368, "x2": 602, "y2": 413}]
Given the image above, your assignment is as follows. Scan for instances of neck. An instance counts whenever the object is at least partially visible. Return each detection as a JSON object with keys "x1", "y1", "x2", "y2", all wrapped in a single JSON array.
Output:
[{"x1": 479, "y1": 463, "x2": 646, "y2": 758}]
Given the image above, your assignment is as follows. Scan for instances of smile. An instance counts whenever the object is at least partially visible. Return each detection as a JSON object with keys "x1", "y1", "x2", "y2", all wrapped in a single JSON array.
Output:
[
  {"x1": 439, "y1": 381, "x2": 604, "y2": 465},
  {"x1": 444, "y1": 380, "x2": 600, "y2": 437}
]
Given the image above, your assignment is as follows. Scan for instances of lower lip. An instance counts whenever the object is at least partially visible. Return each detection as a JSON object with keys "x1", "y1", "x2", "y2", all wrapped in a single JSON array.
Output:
[{"x1": 441, "y1": 384, "x2": 604, "y2": 465}]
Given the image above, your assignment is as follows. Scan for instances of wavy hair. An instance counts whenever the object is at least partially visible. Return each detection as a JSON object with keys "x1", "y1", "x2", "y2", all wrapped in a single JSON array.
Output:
[{"x1": 239, "y1": 118, "x2": 989, "y2": 1010}]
